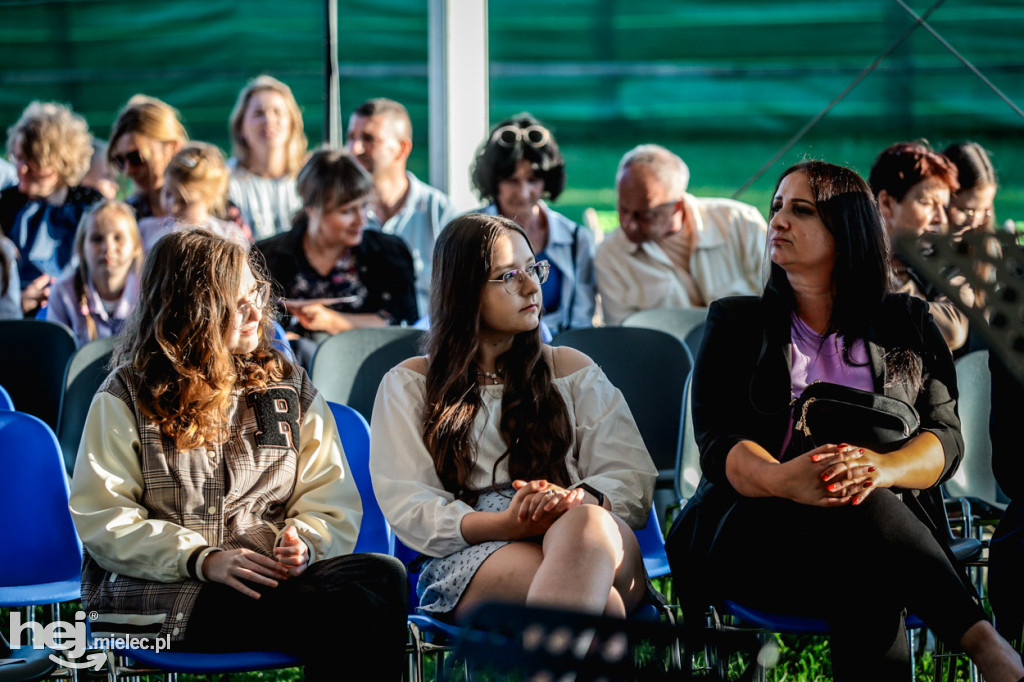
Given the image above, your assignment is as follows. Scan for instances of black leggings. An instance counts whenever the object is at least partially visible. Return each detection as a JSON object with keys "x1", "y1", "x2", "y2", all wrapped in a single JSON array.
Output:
[
  {"x1": 704, "y1": 490, "x2": 986, "y2": 682},
  {"x1": 990, "y1": 500, "x2": 1024, "y2": 644},
  {"x1": 181, "y1": 552, "x2": 409, "y2": 681}
]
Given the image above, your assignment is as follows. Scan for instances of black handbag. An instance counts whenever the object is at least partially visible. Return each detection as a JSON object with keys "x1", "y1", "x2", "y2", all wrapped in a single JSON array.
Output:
[{"x1": 790, "y1": 381, "x2": 921, "y2": 454}]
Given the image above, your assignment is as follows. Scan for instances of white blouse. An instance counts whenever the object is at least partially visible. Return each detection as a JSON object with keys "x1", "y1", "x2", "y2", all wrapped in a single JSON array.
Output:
[{"x1": 369, "y1": 362, "x2": 657, "y2": 558}]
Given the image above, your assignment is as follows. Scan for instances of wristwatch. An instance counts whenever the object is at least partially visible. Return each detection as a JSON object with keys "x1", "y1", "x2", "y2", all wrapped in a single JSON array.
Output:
[{"x1": 576, "y1": 481, "x2": 605, "y2": 507}]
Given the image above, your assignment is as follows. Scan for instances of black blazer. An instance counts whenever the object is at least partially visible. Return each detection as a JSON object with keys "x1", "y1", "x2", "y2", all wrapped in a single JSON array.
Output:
[{"x1": 668, "y1": 290, "x2": 964, "y2": 586}]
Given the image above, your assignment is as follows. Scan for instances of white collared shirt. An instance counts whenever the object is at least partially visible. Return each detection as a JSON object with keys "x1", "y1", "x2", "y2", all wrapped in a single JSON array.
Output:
[{"x1": 595, "y1": 194, "x2": 767, "y2": 325}]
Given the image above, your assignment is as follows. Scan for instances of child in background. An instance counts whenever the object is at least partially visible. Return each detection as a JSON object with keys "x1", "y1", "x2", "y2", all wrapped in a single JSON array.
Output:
[
  {"x1": 46, "y1": 200, "x2": 142, "y2": 345},
  {"x1": 137, "y1": 142, "x2": 250, "y2": 252}
]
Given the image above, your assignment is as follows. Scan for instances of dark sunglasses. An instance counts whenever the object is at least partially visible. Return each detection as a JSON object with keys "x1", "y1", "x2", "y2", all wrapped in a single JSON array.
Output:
[{"x1": 112, "y1": 149, "x2": 145, "y2": 171}]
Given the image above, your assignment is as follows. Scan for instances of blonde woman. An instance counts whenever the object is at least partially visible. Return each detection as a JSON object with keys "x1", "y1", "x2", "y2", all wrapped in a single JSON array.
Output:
[
  {"x1": 137, "y1": 142, "x2": 250, "y2": 252},
  {"x1": 228, "y1": 75, "x2": 307, "y2": 240},
  {"x1": 45, "y1": 200, "x2": 142, "y2": 346},
  {"x1": 1, "y1": 100, "x2": 102, "y2": 314},
  {"x1": 107, "y1": 95, "x2": 188, "y2": 219},
  {"x1": 69, "y1": 229, "x2": 408, "y2": 680}
]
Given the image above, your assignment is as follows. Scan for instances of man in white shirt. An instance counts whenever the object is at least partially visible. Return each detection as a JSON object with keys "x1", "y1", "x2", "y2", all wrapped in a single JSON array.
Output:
[
  {"x1": 595, "y1": 144, "x2": 767, "y2": 326},
  {"x1": 347, "y1": 99, "x2": 458, "y2": 318}
]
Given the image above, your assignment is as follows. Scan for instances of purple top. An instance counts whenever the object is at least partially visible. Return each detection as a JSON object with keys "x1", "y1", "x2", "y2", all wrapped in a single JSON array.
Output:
[{"x1": 779, "y1": 312, "x2": 873, "y2": 457}]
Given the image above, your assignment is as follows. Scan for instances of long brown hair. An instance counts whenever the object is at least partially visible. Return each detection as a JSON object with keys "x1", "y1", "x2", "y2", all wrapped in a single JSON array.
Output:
[
  {"x1": 114, "y1": 229, "x2": 287, "y2": 449},
  {"x1": 423, "y1": 213, "x2": 573, "y2": 502}
]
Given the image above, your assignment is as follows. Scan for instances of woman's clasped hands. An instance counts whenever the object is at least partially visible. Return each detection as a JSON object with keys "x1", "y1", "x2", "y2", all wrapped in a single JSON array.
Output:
[
  {"x1": 787, "y1": 443, "x2": 883, "y2": 507},
  {"x1": 202, "y1": 526, "x2": 311, "y2": 599},
  {"x1": 505, "y1": 479, "x2": 585, "y2": 537}
]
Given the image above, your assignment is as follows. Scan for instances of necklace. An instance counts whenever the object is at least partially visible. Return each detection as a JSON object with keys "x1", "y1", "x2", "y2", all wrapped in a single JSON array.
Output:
[{"x1": 473, "y1": 369, "x2": 501, "y2": 385}]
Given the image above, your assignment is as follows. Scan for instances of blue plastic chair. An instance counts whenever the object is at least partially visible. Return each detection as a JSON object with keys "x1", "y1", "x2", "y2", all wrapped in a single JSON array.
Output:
[
  {"x1": 327, "y1": 400, "x2": 390, "y2": 554},
  {"x1": 0, "y1": 411, "x2": 82, "y2": 680},
  {"x1": 0, "y1": 384, "x2": 13, "y2": 411},
  {"x1": 0, "y1": 410, "x2": 82, "y2": 607},
  {"x1": 271, "y1": 319, "x2": 296, "y2": 363}
]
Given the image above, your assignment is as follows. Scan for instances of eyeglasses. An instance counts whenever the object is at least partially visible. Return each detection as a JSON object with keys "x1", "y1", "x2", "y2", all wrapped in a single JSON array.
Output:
[
  {"x1": 487, "y1": 260, "x2": 550, "y2": 295},
  {"x1": 618, "y1": 201, "x2": 678, "y2": 226},
  {"x1": 948, "y1": 204, "x2": 994, "y2": 228},
  {"x1": 112, "y1": 149, "x2": 145, "y2": 172},
  {"x1": 491, "y1": 125, "x2": 551, "y2": 149},
  {"x1": 232, "y1": 281, "x2": 270, "y2": 328}
]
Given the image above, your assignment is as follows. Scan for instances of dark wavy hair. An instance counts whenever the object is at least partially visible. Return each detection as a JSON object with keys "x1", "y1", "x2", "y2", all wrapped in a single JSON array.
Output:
[
  {"x1": 422, "y1": 213, "x2": 573, "y2": 502},
  {"x1": 767, "y1": 161, "x2": 892, "y2": 351},
  {"x1": 867, "y1": 141, "x2": 959, "y2": 201},
  {"x1": 114, "y1": 229, "x2": 288, "y2": 449},
  {"x1": 470, "y1": 113, "x2": 567, "y2": 205}
]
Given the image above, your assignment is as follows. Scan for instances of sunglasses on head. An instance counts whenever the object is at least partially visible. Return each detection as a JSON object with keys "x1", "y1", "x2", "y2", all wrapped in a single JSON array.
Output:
[
  {"x1": 112, "y1": 149, "x2": 145, "y2": 171},
  {"x1": 491, "y1": 124, "x2": 551, "y2": 149}
]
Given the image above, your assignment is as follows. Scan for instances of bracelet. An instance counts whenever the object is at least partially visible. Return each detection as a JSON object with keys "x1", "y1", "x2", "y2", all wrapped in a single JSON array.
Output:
[{"x1": 576, "y1": 482, "x2": 605, "y2": 507}]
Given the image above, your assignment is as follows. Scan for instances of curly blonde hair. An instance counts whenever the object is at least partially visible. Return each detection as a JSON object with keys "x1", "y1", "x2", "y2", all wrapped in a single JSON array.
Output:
[
  {"x1": 229, "y1": 75, "x2": 308, "y2": 177},
  {"x1": 164, "y1": 142, "x2": 231, "y2": 218},
  {"x1": 6, "y1": 101, "x2": 93, "y2": 186},
  {"x1": 114, "y1": 229, "x2": 287, "y2": 450}
]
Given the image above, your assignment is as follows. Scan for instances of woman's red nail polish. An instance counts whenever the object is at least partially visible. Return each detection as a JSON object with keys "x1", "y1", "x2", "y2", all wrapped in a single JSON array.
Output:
[
  {"x1": 868, "y1": 467, "x2": 876, "y2": 472},
  {"x1": 858, "y1": 449, "x2": 864, "y2": 454},
  {"x1": 852, "y1": 496, "x2": 861, "y2": 505},
  {"x1": 864, "y1": 481, "x2": 873, "y2": 487}
]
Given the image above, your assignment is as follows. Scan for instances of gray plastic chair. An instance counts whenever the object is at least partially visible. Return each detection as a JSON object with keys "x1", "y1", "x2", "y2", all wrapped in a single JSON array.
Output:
[
  {"x1": 552, "y1": 326, "x2": 692, "y2": 521},
  {"x1": 622, "y1": 307, "x2": 709, "y2": 358},
  {"x1": 309, "y1": 327, "x2": 426, "y2": 422},
  {"x1": 0, "y1": 320, "x2": 77, "y2": 431},
  {"x1": 947, "y1": 350, "x2": 1007, "y2": 537},
  {"x1": 676, "y1": 373, "x2": 700, "y2": 502},
  {"x1": 56, "y1": 337, "x2": 116, "y2": 475}
]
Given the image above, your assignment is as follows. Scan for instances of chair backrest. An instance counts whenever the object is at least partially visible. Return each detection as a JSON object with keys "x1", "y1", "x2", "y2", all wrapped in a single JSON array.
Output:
[
  {"x1": 0, "y1": 320, "x2": 77, "y2": 430},
  {"x1": 56, "y1": 336, "x2": 117, "y2": 475},
  {"x1": 0, "y1": 384, "x2": 13, "y2": 411},
  {"x1": 0, "y1": 410, "x2": 83, "y2": 600},
  {"x1": 622, "y1": 307, "x2": 708, "y2": 358},
  {"x1": 310, "y1": 327, "x2": 426, "y2": 422},
  {"x1": 270, "y1": 319, "x2": 296, "y2": 363},
  {"x1": 550, "y1": 327, "x2": 692, "y2": 476},
  {"x1": 675, "y1": 372, "x2": 700, "y2": 501},
  {"x1": 947, "y1": 350, "x2": 1002, "y2": 502},
  {"x1": 327, "y1": 401, "x2": 390, "y2": 554},
  {"x1": 634, "y1": 506, "x2": 670, "y2": 579}
]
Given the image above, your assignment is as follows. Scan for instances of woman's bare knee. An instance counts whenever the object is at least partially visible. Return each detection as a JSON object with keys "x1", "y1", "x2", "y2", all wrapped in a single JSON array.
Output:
[{"x1": 454, "y1": 542, "x2": 543, "y2": 619}]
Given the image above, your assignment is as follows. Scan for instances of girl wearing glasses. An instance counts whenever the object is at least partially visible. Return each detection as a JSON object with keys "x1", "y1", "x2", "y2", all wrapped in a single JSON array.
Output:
[
  {"x1": 1, "y1": 100, "x2": 102, "y2": 315},
  {"x1": 370, "y1": 212, "x2": 657, "y2": 620},
  {"x1": 470, "y1": 113, "x2": 596, "y2": 333},
  {"x1": 69, "y1": 229, "x2": 409, "y2": 681},
  {"x1": 107, "y1": 95, "x2": 188, "y2": 220}
]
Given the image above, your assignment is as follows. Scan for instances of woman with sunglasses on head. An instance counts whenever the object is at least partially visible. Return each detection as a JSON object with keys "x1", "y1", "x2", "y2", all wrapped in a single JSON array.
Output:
[
  {"x1": 370, "y1": 212, "x2": 657, "y2": 622},
  {"x1": 107, "y1": 95, "x2": 188, "y2": 220},
  {"x1": 68, "y1": 229, "x2": 408, "y2": 681},
  {"x1": 1, "y1": 100, "x2": 102, "y2": 316},
  {"x1": 470, "y1": 114, "x2": 596, "y2": 333}
]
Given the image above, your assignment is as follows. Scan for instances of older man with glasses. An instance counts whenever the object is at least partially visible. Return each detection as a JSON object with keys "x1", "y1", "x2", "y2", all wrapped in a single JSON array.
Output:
[{"x1": 594, "y1": 144, "x2": 767, "y2": 326}]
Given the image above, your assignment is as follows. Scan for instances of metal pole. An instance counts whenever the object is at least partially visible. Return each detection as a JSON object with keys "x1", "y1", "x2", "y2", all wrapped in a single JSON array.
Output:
[{"x1": 324, "y1": 0, "x2": 341, "y2": 146}]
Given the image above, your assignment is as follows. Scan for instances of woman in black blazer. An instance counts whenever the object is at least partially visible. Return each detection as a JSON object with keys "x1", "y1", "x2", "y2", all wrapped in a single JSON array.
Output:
[{"x1": 667, "y1": 160, "x2": 1023, "y2": 682}]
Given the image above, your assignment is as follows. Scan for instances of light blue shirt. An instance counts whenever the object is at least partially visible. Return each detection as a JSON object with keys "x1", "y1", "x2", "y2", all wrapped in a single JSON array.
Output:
[
  {"x1": 479, "y1": 202, "x2": 595, "y2": 332},
  {"x1": 0, "y1": 158, "x2": 17, "y2": 190},
  {"x1": 364, "y1": 172, "x2": 458, "y2": 317}
]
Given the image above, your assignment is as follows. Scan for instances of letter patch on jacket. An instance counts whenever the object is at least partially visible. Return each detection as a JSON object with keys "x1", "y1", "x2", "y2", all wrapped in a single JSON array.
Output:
[{"x1": 247, "y1": 387, "x2": 300, "y2": 451}]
